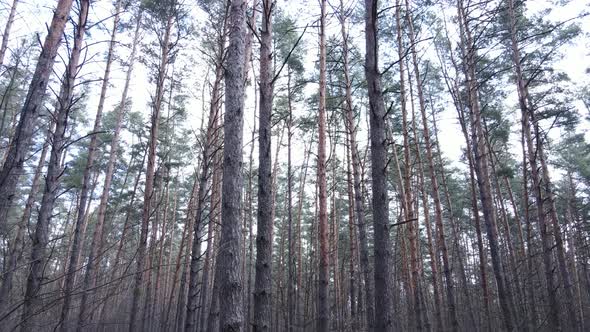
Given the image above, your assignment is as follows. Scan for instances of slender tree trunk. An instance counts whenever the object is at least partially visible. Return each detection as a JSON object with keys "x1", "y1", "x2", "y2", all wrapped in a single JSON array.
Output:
[
  {"x1": 539, "y1": 133, "x2": 578, "y2": 331},
  {"x1": 242, "y1": 0, "x2": 258, "y2": 316},
  {"x1": 77, "y1": 9, "x2": 142, "y2": 328},
  {"x1": 364, "y1": 0, "x2": 395, "y2": 330},
  {"x1": 296, "y1": 139, "x2": 311, "y2": 330},
  {"x1": 206, "y1": 149, "x2": 223, "y2": 332},
  {"x1": 287, "y1": 68, "x2": 296, "y2": 332},
  {"x1": 520, "y1": 131, "x2": 538, "y2": 331},
  {"x1": 456, "y1": 103, "x2": 492, "y2": 331},
  {"x1": 253, "y1": 0, "x2": 274, "y2": 330},
  {"x1": 341, "y1": 14, "x2": 374, "y2": 330},
  {"x1": 21, "y1": 2, "x2": 89, "y2": 329},
  {"x1": 197, "y1": 185, "x2": 215, "y2": 332},
  {"x1": 394, "y1": 4, "x2": 422, "y2": 329},
  {"x1": 566, "y1": 171, "x2": 585, "y2": 331},
  {"x1": 457, "y1": 1, "x2": 514, "y2": 329},
  {"x1": 0, "y1": 0, "x2": 19, "y2": 67},
  {"x1": 60, "y1": 2, "x2": 122, "y2": 326},
  {"x1": 504, "y1": 0, "x2": 562, "y2": 329},
  {"x1": 345, "y1": 133, "x2": 357, "y2": 331},
  {"x1": 414, "y1": 119, "x2": 445, "y2": 332},
  {"x1": 329, "y1": 123, "x2": 341, "y2": 332},
  {"x1": 185, "y1": 55, "x2": 224, "y2": 332},
  {"x1": 0, "y1": 54, "x2": 21, "y2": 143},
  {"x1": 0, "y1": 0, "x2": 74, "y2": 235},
  {"x1": 100, "y1": 142, "x2": 147, "y2": 321},
  {"x1": 317, "y1": 1, "x2": 329, "y2": 330},
  {"x1": 245, "y1": 58, "x2": 258, "y2": 328},
  {"x1": 0, "y1": 122, "x2": 52, "y2": 316},
  {"x1": 338, "y1": 4, "x2": 361, "y2": 328},
  {"x1": 162, "y1": 174, "x2": 197, "y2": 330},
  {"x1": 129, "y1": 10, "x2": 173, "y2": 331}
]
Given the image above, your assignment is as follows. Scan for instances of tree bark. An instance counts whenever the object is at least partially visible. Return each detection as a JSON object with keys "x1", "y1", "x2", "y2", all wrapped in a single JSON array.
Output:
[
  {"x1": 0, "y1": 0, "x2": 73, "y2": 235},
  {"x1": 129, "y1": 10, "x2": 173, "y2": 331},
  {"x1": 21, "y1": 1, "x2": 89, "y2": 329},
  {"x1": 60, "y1": 1, "x2": 123, "y2": 327},
  {"x1": 317, "y1": 1, "x2": 329, "y2": 331},
  {"x1": 216, "y1": 0, "x2": 247, "y2": 330},
  {"x1": 0, "y1": 0, "x2": 19, "y2": 66},
  {"x1": 394, "y1": 4, "x2": 422, "y2": 329},
  {"x1": 185, "y1": 41, "x2": 225, "y2": 332},
  {"x1": 77, "y1": 8, "x2": 142, "y2": 329},
  {"x1": 504, "y1": 0, "x2": 564, "y2": 329},
  {"x1": 364, "y1": 0, "x2": 395, "y2": 330},
  {"x1": 0, "y1": 122, "x2": 52, "y2": 317},
  {"x1": 253, "y1": 0, "x2": 274, "y2": 330},
  {"x1": 457, "y1": 1, "x2": 514, "y2": 329},
  {"x1": 286, "y1": 68, "x2": 296, "y2": 332}
]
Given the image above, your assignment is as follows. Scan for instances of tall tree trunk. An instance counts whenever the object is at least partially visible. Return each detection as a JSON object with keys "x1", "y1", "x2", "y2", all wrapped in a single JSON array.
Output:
[
  {"x1": 99, "y1": 142, "x2": 147, "y2": 322},
  {"x1": 341, "y1": 10, "x2": 374, "y2": 329},
  {"x1": 77, "y1": 8, "x2": 142, "y2": 329},
  {"x1": 0, "y1": 54, "x2": 21, "y2": 143},
  {"x1": 394, "y1": 4, "x2": 422, "y2": 329},
  {"x1": 456, "y1": 100, "x2": 492, "y2": 331},
  {"x1": 243, "y1": 1, "x2": 258, "y2": 321},
  {"x1": 0, "y1": 122, "x2": 52, "y2": 316},
  {"x1": 519, "y1": 131, "x2": 538, "y2": 331},
  {"x1": 338, "y1": 3, "x2": 361, "y2": 328},
  {"x1": 345, "y1": 132, "x2": 357, "y2": 331},
  {"x1": 504, "y1": 0, "x2": 563, "y2": 329},
  {"x1": 287, "y1": 68, "x2": 296, "y2": 332},
  {"x1": 0, "y1": 0, "x2": 73, "y2": 235},
  {"x1": 253, "y1": 0, "x2": 274, "y2": 330},
  {"x1": 206, "y1": 148, "x2": 223, "y2": 332},
  {"x1": 162, "y1": 173, "x2": 197, "y2": 331},
  {"x1": 129, "y1": 11, "x2": 173, "y2": 332},
  {"x1": 329, "y1": 122, "x2": 341, "y2": 332},
  {"x1": 539, "y1": 132, "x2": 578, "y2": 331},
  {"x1": 317, "y1": 0, "x2": 329, "y2": 330},
  {"x1": 0, "y1": 0, "x2": 19, "y2": 66},
  {"x1": 216, "y1": 0, "x2": 247, "y2": 330},
  {"x1": 185, "y1": 51, "x2": 225, "y2": 332},
  {"x1": 21, "y1": 1, "x2": 89, "y2": 329},
  {"x1": 60, "y1": 1, "x2": 123, "y2": 326},
  {"x1": 296, "y1": 139, "x2": 311, "y2": 330},
  {"x1": 197, "y1": 183, "x2": 215, "y2": 332},
  {"x1": 457, "y1": 1, "x2": 514, "y2": 329},
  {"x1": 364, "y1": 0, "x2": 395, "y2": 330}
]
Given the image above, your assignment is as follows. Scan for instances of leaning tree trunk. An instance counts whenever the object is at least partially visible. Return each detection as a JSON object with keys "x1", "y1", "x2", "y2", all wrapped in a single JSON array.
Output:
[
  {"x1": 364, "y1": 0, "x2": 395, "y2": 330},
  {"x1": 0, "y1": 122, "x2": 52, "y2": 317},
  {"x1": 0, "y1": 0, "x2": 73, "y2": 235},
  {"x1": 0, "y1": 0, "x2": 19, "y2": 66},
  {"x1": 77, "y1": 8, "x2": 141, "y2": 329},
  {"x1": 60, "y1": 1, "x2": 123, "y2": 326},
  {"x1": 22, "y1": 1, "x2": 89, "y2": 330},
  {"x1": 129, "y1": 10, "x2": 173, "y2": 331},
  {"x1": 458, "y1": 1, "x2": 515, "y2": 329},
  {"x1": 185, "y1": 53, "x2": 224, "y2": 332},
  {"x1": 215, "y1": 0, "x2": 247, "y2": 330},
  {"x1": 506, "y1": 0, "x2": 575, "y2": 329}
]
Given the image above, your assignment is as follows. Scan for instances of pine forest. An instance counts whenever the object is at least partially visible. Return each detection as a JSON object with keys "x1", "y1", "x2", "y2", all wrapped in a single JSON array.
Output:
[{"x1": 0, "y1": 0, "x2": 589, "y2": 331}]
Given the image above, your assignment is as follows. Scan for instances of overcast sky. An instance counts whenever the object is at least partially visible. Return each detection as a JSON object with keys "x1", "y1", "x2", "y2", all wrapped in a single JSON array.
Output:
[{"x1": 2, "y1": 0, "x2": 589, "y2": 178}]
